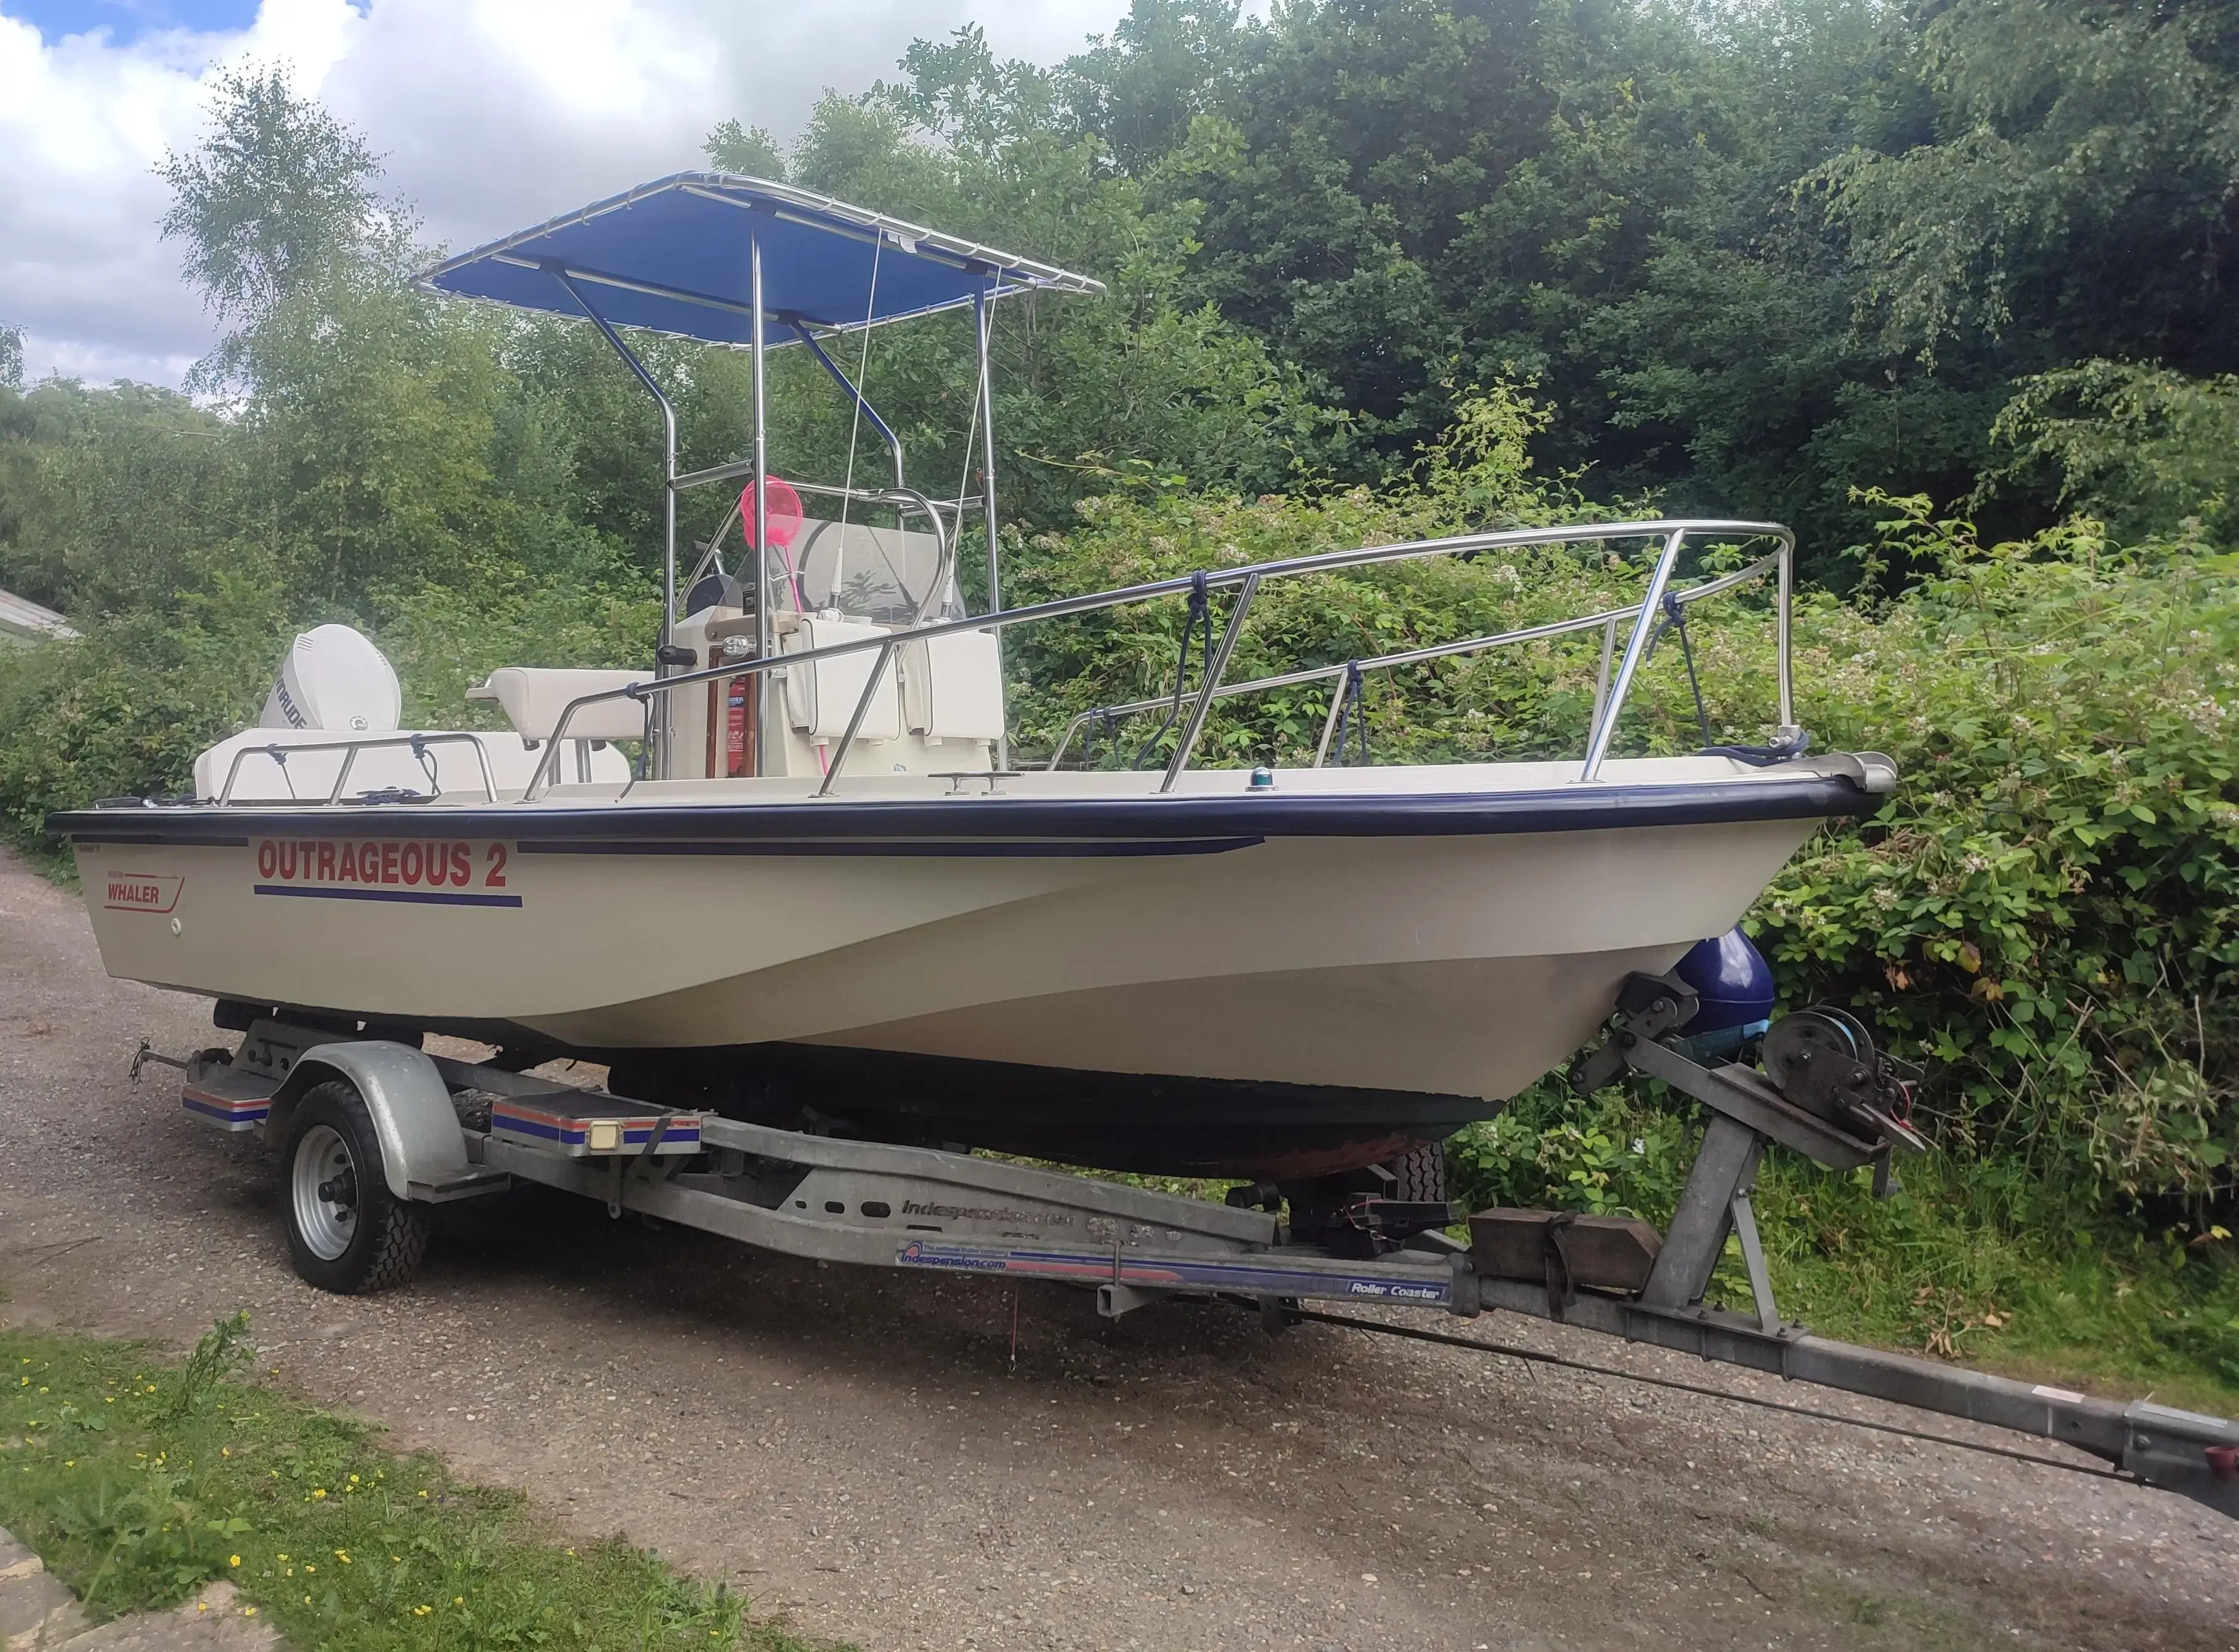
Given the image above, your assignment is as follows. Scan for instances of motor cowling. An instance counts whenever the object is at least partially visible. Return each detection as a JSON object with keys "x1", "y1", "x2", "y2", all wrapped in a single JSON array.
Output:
[
  {"x1": 259, "y1": 624, "x2": 401, "y2": 734},
  {"x1": 1672, "y1": 927, "x2": 1775, "y2": 1059}
]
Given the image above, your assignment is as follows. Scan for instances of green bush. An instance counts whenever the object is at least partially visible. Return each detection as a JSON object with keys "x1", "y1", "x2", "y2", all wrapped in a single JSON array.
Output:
[
  {"x1": 1750, "y1": 493, "x2": 2239, "y2": 1210},
  {"x1": 0, "y1": 555, "x2": 290, "y2": 852}
]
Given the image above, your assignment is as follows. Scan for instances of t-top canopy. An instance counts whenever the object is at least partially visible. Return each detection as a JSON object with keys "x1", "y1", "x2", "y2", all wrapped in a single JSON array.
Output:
[{"x1": 416, "y1": 172, "x2": 1104, "y2": 347}]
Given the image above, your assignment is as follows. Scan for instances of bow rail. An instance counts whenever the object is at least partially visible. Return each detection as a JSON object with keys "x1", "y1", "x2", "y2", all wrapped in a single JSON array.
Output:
[{"x1": 1044, "y1": 548, "x2": 1786, "y2": 770}]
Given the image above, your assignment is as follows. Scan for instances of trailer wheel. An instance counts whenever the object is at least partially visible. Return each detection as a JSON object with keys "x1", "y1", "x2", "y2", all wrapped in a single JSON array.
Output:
[
  {"x1": 283, "y1": 1080, "x2": 429, "y2": 1294},
  {"x1": 1387, "y1": 1139, "x2": 1447, "y2": 1204}
]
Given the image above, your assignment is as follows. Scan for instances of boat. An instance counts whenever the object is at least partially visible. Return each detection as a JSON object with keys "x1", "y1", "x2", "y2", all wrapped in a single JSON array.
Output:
[{"x1": 49, "y1": 172, "x2": 1894, "y2": 1193}]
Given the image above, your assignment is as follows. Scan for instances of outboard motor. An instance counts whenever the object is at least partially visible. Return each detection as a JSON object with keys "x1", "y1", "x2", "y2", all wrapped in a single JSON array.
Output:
[
  {"x1": 259, "y1": 623, "x2": 402, "y2": 734},
  {"x1": 1672, "y1": 925, "x2": 1775, "y2": 1059}
]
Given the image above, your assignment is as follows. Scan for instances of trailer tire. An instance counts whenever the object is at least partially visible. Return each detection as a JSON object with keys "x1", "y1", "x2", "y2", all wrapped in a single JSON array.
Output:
[
  {"x1": 1387, "y1": 1139, "x2": 1447, "y2": 1204},
  {"x1": 282, "y1": 1080, "x2": 430, "y2": 1294}
]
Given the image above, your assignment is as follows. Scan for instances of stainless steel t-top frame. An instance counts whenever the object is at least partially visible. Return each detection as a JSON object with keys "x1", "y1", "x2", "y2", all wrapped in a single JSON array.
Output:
[
  {"x1": 550, "y1": 247, "x2": 1001, "y2": 779},
  {"x1": 417, "y1": 175, "x2": 1108, "y2": 781},
  {"x1": 524, "y1": 518, "x2": 1800, "y2": 798},
  {"x1": 424, "y1": 181, "x2": 1798, "y2": 795}
]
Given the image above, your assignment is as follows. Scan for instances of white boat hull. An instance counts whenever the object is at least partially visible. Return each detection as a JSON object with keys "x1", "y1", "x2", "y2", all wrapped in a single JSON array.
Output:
[{"x1": 61, "y1": 756, "x2": 1881, "y2": 1176}]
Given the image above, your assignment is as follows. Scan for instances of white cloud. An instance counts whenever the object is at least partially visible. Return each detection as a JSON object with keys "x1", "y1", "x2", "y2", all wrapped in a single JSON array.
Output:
[{"x1": 0, "y1": 0, "x2": 1126, "y2": 387}]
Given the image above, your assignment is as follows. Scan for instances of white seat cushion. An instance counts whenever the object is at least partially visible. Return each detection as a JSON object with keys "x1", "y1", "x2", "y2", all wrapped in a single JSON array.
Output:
[
  {"x1": 781, "y1": 618, "x2": 902, "y2": 743},
  {"x1": 901, "y1": 629, "x2": 1005, "y2": 741},
  {"x1": 467, "y1": 668, "x2": 649, "y2": 743}
]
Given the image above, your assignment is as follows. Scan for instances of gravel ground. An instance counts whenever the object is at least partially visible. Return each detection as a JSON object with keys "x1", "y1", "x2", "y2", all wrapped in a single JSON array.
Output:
[{"x1": 0, "y1": 848, "x2": 2231, "y2": 1651}]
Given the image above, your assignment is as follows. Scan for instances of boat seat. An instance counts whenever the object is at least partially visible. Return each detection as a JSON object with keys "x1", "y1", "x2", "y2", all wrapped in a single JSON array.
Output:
[
  {"x1": 782, "y1": 617, "x2": 902, "y2": 743},
  {"x1": 468, "y1": 667, "x2": 649, "y2": 743},
  {"x1": 901, "y1": 629, "x2": 1005, "y2": 742}
]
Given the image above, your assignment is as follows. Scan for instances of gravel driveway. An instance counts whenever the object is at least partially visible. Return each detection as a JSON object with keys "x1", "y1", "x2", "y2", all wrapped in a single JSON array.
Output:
[{"x1": 0, "y1": 848, "x2": 2230, "y2": 1651}]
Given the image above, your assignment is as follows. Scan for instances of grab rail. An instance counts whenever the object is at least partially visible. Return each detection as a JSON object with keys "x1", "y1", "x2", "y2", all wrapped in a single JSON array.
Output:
[
  {"x1": 1043, "y1": 550, "x2": 1784, "y2": 770},
  {"x1": 215, "y1": 732, "x2": 502, "y2": 806},
  {"x1": 525, "y1": 517, "x2": 1797, "y2": 800}
]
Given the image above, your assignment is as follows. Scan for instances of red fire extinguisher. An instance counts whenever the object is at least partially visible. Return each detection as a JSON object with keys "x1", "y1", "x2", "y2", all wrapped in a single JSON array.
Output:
[{"x1": 706, "y1": 638, "x2": 756, "y2": 778}]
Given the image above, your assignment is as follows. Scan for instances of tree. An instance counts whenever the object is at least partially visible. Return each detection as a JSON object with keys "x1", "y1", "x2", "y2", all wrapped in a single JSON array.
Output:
[
  {"x1": 1986, "y1": 360, "x2": 2239, "y2": 543},
  {"x1": 1809, "y1": 0, "x2": 2239, "y2": 376},
  {"x1": 1059, "y1": 0, "x2": 1248, "y2": 172},
  {"x1": 704, "y1": 121, "x2": 787, "y2": 178},
  {"x1": 709, "y1": 38, "x2": 1338, "y2": 532},
  {"x1": 156, "y1": 65, "x2": 411, "y2": 343}
]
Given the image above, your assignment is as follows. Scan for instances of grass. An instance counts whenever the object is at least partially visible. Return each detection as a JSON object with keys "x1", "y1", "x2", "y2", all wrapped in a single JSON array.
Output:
[
  {"x1": 0, "y1": 1313, "x2": 839, "y2": 1651},
  {"x1": 1750, "y1": 1154, "x2": 2239, "y2": 1415}
]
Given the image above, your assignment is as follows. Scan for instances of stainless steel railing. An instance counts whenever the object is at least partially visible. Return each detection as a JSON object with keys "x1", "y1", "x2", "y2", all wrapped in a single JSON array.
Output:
[
  {"x1": 1043, "y1": 548, "x2": 1786, "y2": 770},
  {"x1": 524, "y1": 517, "x2": 1796, "y2": 800},
  {"x1": 215, "y1": 732, "x2": 502, "y2": 806}
]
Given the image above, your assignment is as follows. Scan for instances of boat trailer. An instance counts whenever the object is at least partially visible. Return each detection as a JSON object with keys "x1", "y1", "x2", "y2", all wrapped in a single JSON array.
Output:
[{"x1": 138, "y1": 975, "x2": 2239, "y2": 1522}]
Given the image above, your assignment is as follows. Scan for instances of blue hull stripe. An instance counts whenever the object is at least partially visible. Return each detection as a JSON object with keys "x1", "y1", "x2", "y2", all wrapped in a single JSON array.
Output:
[
  {"x1": 253, "y1": 883, "x2": 523, "y2": 908},
  {"x1": 516, "y1": 836, "x2": 1260, "y2": 859},
  {"x1": 50, "y1": 774, "x2": 1878, "y2": 848}
]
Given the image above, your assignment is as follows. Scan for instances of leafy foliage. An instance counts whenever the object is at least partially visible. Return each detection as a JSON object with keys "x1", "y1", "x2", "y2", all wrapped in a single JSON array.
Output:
[
  {"x1": 999, "y1": 380, "x2": 1718, "y2": 770},
  {"x1": 1749, "y1": 494, "x2": 2239, "y2": 1206},
  {"x1": 1985, "y1": 360, "x2": 2239, "y2": 545},
  {"x1": 1070, "y1": 0, "x2": 2237, "y2": 555},
  {"x1": 1807, "y1": 0, "x2": 2239, "y2": 374}
]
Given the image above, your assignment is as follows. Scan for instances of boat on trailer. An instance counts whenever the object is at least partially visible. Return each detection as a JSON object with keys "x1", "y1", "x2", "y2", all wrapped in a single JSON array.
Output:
[
  {"x1": 49, "y1": 173, "x2": 2239, "y2": 1522},
  {"x1": 54, "y1": 173, "x2": 1894, "y2": 1186}
]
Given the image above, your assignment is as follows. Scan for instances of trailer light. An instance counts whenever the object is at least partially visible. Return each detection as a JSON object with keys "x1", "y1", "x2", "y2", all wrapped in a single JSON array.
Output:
[{"x1": 588, "y1": 1122, "x2": 622, "y2": 1152}]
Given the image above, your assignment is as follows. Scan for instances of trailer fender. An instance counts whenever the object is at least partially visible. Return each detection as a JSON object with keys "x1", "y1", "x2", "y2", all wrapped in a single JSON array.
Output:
[{"x1": 266, "y1": 1041, "x2": 468, "y2": 1203}]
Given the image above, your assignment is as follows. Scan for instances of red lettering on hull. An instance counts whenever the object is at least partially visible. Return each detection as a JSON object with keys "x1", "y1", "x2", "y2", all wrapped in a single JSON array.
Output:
[
  {"x1": 103, "y1": 874, "x2": 184, "y2": 914},
  {"x1": 250, "y1": 839, "x2": 515, "y2": 896}
]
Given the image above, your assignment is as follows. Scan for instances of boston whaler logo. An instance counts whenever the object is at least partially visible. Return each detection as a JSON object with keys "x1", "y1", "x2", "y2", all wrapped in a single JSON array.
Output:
[{"x1": 103, "y1": 874, "x2": 184, "y2": 914}]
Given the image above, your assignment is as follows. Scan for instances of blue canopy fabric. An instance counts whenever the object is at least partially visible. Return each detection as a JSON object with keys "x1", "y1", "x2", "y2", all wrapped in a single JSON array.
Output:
[{"x1": 416, "y1": 173, "x2": 1104, "y2": 347}]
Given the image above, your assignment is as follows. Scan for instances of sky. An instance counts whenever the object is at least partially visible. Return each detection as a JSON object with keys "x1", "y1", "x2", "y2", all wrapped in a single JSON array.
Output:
[{"x1": 0, "y1": 0, "x2": 1131, "y2": 388}]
